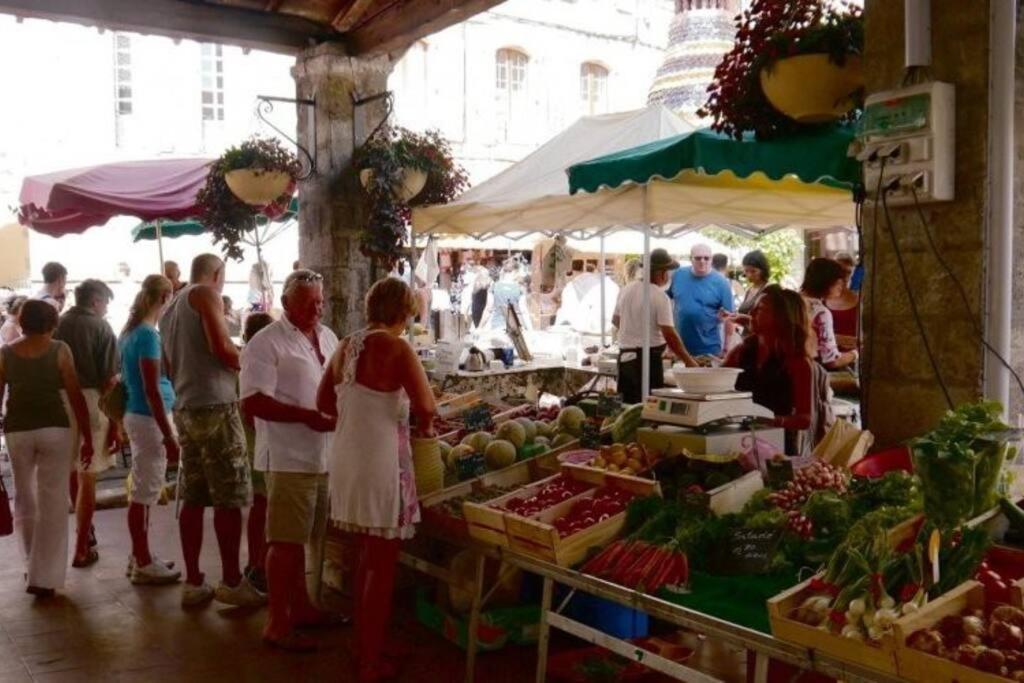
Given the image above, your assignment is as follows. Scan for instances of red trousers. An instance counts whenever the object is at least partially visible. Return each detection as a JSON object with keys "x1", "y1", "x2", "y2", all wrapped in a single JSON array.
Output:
[{"x1": 353, "y1": 534, "x2": 401, "y2": 680}]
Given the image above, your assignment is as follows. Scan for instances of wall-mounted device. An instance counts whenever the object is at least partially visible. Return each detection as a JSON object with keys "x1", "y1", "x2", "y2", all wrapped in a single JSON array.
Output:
[{"x1": 858, "y1": 81, "x2": 954, "y2": 205}]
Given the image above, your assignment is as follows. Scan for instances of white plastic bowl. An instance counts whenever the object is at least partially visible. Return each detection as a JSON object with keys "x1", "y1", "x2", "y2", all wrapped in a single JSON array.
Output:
[{"x1": 671, "y1": 367, "x2": 743, "y2": 393}]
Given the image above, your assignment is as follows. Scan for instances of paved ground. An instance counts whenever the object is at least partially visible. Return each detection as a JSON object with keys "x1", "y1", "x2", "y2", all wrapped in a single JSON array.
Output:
[{"x1": 0, "y1": 504, "x2": 542, "y2": 682}]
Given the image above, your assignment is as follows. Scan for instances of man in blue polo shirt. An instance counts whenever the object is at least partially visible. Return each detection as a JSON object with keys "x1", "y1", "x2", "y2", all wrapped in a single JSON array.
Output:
[{"x1": 669, "y1": 244, "x2": 735, "y2": 357}]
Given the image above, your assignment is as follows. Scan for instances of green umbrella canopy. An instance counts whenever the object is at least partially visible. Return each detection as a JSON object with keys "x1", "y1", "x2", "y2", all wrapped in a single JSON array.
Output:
[
  {"x1": 567, "y1": 126, "x2": 860, "y2": 195},
  {"x1": 131, "y1": 197, "x2": 299, "y2": 242}
]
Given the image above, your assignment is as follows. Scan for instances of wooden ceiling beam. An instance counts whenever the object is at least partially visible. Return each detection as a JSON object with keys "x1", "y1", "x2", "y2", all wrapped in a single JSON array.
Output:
[
  {"x1": 331, "y1": 0, "x2": 375, "y2": 32},
  {"x1": 347, "y1": 0, "x2": 504, "y2": 55},
  {"x1": 0, "y1": 0, "x2": 337, "y2": 55}
]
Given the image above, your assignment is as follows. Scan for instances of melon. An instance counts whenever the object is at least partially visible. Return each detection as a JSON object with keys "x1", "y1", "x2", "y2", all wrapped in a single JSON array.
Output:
[
  {"x1": 557, "y1": 406, "x2": 587, "y2": 437},
  {"x1": 534, "y1": 435, "x2": 551, "y2": 447},
  {"x1": 536, "y1": 420, "x2": 554, "y2": 438},
  {"x1": 495, "y1": 420, "x2": 526, "y2": 449},
  {"x1": 515, "y1": 417, "x2": 538, "y2": 443},
  {"x1": 438, "y1": 441, "x2": 453, "y2": 468},
  {"x1": 552, "y1": 433, "x2": 576, "y2": 448},
  {"x1": 448, "y1": 444, "x2": 474, "y2": 469},
  {"x1": 461, "y1": 431, "x2": 493, "y2": 453},
  {"x1": 484, "y1": 439, "x2": 517, "y2": 471}
]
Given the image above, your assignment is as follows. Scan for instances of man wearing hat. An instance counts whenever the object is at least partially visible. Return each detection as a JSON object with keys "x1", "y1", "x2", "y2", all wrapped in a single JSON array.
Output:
[{"x1": 612, "y1": 249, "x2": 697, "y2": 404}]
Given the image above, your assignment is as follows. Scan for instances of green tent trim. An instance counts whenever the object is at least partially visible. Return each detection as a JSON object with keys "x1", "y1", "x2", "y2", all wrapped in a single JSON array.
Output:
[{"x1": 131, "y1": 197, "x2": 299, "y2": 242}]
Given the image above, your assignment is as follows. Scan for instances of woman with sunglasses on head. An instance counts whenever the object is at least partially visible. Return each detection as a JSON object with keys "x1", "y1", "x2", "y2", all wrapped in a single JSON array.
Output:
[{"x1": 801, "y1": 258, "x2": 858, "y2": 370}]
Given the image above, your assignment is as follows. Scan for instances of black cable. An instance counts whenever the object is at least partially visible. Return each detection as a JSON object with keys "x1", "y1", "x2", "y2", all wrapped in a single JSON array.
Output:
[
  {"x1": 863, "y1": 159, "x2": 887, "y2": 425},
  {"x1": 880, "y1": 186, "x2": 955, "y2": 409},
  {"x1": 910, "y1": 186, "x2": 1024, "y2": 398}
]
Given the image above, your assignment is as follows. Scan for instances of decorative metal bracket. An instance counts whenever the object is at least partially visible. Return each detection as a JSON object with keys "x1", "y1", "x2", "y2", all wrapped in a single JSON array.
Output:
[
  {"x1": 351, "y1": 90, "x2": 393, "y2": 143},
  {"x1": 255, "y1": 95, "x2": 317, "y2": 180}
]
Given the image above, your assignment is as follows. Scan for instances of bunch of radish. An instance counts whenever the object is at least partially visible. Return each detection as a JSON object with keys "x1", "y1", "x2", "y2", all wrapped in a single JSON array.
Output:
[{"x1": 767, "y1": 462, "x2": 848, "y2": 512}]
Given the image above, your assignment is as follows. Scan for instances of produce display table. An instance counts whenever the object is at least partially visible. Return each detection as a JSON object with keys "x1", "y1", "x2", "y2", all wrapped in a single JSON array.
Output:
[
  {"x1": 503, "y1": 550, "x2": 904, "y2": 683},
  {"x1": 433, "y1": 362, "x2": 613, "y2": 400}
]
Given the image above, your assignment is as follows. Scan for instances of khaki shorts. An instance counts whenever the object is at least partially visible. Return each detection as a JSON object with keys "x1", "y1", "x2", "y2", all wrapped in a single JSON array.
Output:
[
  {"x1": 266, "y1": 471, "x2": 327, "y2": 545},
  {"x1": 63, "y1": 389, "x2": 113, "y2": 474},
  {"x1": 174, "y1": 403, "x2": 251, "y2": 509}
]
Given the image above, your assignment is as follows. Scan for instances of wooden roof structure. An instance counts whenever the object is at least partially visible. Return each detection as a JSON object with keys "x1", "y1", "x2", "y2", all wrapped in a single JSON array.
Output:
[{"x1": 0, "y1": 0, "x2": 504, "y2": 55}]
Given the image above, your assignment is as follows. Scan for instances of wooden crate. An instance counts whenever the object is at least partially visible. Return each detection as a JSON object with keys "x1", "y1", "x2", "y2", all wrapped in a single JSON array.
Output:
[
  {"x1": 505, "y1": 468, "x2": 661, "y2": 567},
  {"x1": 463, "y1": 472, "x2": 572, "y2": 548},
  {"x1": 707, "y1": 470, "x2": 764, "y2": 515},
  {"x1": 767, "y1": 573, "x2": 900, "y2": 675},
  {"x1": 893, "y1": 581, "x2": 1014, "y2": 683}
]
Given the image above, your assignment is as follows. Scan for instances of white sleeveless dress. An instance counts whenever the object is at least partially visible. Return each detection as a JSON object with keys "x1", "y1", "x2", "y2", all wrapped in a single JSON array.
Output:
[{"x1": 328, "y1": 329, "x2": 419, "y2": 540}]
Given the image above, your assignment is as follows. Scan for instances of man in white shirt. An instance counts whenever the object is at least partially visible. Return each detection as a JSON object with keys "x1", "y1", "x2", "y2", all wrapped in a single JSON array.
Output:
[
  {"x1": 34, "y1": 261, "x2": 67, "y2": 312},
  {"x1": 612, "y1": 249, "x2": 697, "y2": 404},
  {"x1": 240, "y1": 270, "x2": 343, "y2": 652}
]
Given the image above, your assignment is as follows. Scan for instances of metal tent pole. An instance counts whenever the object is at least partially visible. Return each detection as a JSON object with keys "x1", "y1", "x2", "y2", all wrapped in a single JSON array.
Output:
[
  {"x1": 599, "y1": 235, "x2": 607, "y2": 348},
  {"x1": 641, "y1": 227, "x2": 651, "y2": 400},
  {"x1": 409, "y1": 225, "x2": 417, "y2": 343},
  {"x1": 155, "y1": 219, "x2": 165, "y2": 271}
]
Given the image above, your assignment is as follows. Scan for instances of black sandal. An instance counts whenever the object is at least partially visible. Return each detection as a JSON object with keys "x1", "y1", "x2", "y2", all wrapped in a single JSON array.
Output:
[{"x1": 72, "y1": 549, "x2": 99, "y2": 568}]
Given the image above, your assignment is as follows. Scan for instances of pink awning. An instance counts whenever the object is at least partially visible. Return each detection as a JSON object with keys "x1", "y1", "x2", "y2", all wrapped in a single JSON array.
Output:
[{"x1": 18, "y1": 158, "x2": 213, "y2": 237}]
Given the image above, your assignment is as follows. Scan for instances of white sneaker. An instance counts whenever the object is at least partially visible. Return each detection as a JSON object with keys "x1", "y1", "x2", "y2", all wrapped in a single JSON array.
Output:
[
  {"x1": 214, "y1": 577, "x2": 267, "y2": 607},
  {"x1": 130, "y1": 561, "x2": 182, "y2": 585},
  {"x1": 126, "y1": 555, "x2": 176, "y2": 577},
  {"x1": 181, "y1": 581, "x2": 216, "y2": 608}
]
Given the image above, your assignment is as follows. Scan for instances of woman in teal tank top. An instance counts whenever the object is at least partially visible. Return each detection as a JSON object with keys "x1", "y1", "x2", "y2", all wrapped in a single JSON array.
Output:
[{"x1": 0, "y1": 299, "x2": 94, "y2": 597}]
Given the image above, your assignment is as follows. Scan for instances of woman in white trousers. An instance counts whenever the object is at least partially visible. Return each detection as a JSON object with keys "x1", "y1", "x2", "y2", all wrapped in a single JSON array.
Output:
[{"x1": 0, "y1": 299, "x2": 93, "y2": 597}]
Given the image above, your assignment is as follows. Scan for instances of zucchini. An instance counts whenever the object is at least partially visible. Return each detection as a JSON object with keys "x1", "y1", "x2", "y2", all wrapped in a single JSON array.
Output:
[{"x1": 999, "y1": 496, "x2": 1024, "y2": 534}]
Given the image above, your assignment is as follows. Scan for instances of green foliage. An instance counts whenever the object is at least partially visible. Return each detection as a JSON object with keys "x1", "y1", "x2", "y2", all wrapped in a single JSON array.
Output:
[
  {"x1": 196, "y1": 136, "x2": 298, "y2": 261},
  {"x1": 355, "y1": 126, "x2": 469, "y2": 269},
  {"x1": 700, "y1": 227, "x2": 803, "y2": 284}
]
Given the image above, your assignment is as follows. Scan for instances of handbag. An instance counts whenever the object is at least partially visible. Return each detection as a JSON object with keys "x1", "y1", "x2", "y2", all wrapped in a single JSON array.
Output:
[
  {"x1": 99, "y1": 381, "x2": 127, "y2": 423},
  {"x1": 0, "y1": 472, "x2": 12, "y2": 537}
]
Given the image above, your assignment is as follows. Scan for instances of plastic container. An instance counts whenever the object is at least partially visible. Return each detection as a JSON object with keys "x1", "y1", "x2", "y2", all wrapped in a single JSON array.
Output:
[
  {"x1": 849, "y1": 446, "x2": 913, "y2": 478},
  {"x1": 566, "y1": 592, "x2": 649, "y2": 639}
]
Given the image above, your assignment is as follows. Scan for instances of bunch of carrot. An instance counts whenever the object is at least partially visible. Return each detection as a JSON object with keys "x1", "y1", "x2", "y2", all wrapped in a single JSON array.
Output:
[{"x1": 581, "y1": 539, "x2": 689, "y2": 593}]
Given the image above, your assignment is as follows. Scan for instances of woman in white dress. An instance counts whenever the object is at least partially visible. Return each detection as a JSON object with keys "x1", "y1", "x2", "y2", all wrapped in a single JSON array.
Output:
[{"x1": 317, "y1": 277, "x2": 437, "y2": 682}]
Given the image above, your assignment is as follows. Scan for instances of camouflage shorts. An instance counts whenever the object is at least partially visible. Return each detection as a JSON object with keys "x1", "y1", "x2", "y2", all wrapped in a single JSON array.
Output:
[{"x1": 174, "y1": 403, "x2": 251, "y2": 509}]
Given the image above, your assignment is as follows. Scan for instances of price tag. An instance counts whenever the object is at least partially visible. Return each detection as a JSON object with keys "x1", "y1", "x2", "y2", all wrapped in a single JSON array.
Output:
[
  {"x1": 711, "y1": 527, "x2": 784, "y2": 575},
  {"x1": 580, "y1": 420, "x2": 602, "y2": 449},
  {"x1": 764, "y1": 457, "x2": 795, "y2": 489},
  {"x1": 454, "y1": 452, "x2": 487, "y2": 481},
  {"x1": 462, "y1": 404, "x2": 494, "y2": 433},
  {"x1": 596, "y1": 393, "x2": 623, "y2": 419}
]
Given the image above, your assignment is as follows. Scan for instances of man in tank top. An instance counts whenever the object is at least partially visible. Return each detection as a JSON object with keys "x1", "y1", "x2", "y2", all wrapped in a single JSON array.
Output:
[{"x1": 161, "y1": 254, "x2": 263, "y2": 609}]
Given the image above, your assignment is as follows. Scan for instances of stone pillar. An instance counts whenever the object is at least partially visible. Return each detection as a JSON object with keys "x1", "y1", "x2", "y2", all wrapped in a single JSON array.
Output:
[
  {"x1": 861, "y1": 1, "x2": 990, "y2": 445},
  {"x1": 1010, "y1": 14, "x2": 1024, "y2": 421},
  {"x1": 293, "y1": 44, "x2": 393, "y2": 335}
]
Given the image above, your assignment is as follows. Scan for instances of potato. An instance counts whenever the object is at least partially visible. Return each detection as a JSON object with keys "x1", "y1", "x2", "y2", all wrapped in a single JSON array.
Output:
[{"x1": 626, "y1": 458, "x2": 643, "y2": 472}]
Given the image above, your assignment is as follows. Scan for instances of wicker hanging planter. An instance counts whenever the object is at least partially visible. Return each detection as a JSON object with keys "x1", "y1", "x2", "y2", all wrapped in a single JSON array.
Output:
[
  {"x1": 760, "y1": 53, "x2": 864, "y2": 124},
  {"x1": 224, "y1": 169, "x2": 293, "y2": 206},
  {"x1": 359, "y1": 166, "x2": 428, "y2": 202}
]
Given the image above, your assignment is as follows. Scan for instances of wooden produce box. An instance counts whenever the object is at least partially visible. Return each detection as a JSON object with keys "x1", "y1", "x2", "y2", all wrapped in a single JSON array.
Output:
[
  {"x1": 707, "y1": 469, "x2": 764, "y2": 515},
  {"x1": 893, "y1": 581, "x2": 1013, "y2": 683},
  {"x1": 463, "y1": 472, "x2": 575, "y2": 548},
  {"x1": 504, "y1": 467, "x2": 661, "y2": 567},
  {"x1": 767, "y1": 573, "x2": 900, "y2": 675}
]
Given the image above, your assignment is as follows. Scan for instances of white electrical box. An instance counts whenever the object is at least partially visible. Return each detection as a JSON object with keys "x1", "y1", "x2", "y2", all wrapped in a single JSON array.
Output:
[{"x1": 858, "y1": 81, "x2": 955, "y2": 205}]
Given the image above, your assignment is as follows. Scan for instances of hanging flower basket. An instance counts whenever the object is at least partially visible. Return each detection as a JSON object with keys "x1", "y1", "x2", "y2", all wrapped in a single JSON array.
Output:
[
  {"x1": 358, "y1": 167, "x2": 429, "y2": 203},
  {"x1": 196, "y1": 135, "x2": 299, "y2": 261},
  {"x1": 354, "y1": 126, "x2": 469, "y2": 270},
  {"x1": 760, "y1": 53, "x2": 864, "y2": 123},
  {"x1": 225, "y1": 169, "x2": 292, "y2": 206}
]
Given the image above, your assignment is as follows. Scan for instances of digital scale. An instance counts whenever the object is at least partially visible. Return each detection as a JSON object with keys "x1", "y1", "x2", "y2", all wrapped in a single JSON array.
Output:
[{"x1": 641, "y1": 388, "x2": 774, "y2": 429}]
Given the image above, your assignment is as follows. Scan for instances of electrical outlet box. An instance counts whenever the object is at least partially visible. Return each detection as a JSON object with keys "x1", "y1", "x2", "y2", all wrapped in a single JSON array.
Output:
[{"x1": 858, "y1": 81, "x2": 954, "y2": 205}]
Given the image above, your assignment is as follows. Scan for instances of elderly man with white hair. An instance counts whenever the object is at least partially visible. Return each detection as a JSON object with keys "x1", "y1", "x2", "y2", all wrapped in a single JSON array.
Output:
[{"x1": 669, "y1": 244, "x2": 735, "y2": 357}]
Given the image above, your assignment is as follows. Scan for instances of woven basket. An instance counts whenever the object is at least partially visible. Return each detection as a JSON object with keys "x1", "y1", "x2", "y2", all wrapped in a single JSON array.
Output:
[{"x1": 412, "y1": 437, "x2": 445, "y2": 496}]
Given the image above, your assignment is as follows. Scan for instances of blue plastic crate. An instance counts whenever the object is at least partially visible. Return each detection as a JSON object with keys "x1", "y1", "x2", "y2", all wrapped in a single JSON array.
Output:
[{"x1": 565, "y1": 591, "x2": 649, "y2": 639}]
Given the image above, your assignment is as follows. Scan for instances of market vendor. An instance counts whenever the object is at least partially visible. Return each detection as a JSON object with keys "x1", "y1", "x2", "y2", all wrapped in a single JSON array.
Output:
[
  {"x1": 612, "y1": 248, "x2": 697, "y2": 404},
  {"x1": 724, "y1": 285, "x2": 813, "y2": 455}
]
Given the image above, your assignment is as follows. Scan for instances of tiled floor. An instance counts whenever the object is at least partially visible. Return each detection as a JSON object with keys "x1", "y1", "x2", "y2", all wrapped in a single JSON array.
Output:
[{"x1": 0, "y1": 504, "x2": 539, "y2": 682}]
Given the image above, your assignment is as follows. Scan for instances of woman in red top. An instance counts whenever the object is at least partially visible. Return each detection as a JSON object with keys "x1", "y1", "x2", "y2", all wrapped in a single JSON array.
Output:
[
  {"x1": 825, "y1": 252, "x2": 860, "y2": 352},
  {"x1": 724, "y1": 285, "x2": 813, "y2": 455}
]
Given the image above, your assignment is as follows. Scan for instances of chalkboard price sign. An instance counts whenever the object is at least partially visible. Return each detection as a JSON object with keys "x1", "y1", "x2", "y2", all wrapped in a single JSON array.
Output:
[
  {"x1": 455, "y1": 452, "x2": 487, "y2": 481},
  {"x1": 580, "y1": 420, "x2": 602, "y2": 449},
  {"x1": 764, "y1": 457, "x2": 795, "y2": 489},
  {"x1": 596, "y1": 394, "x2": 623, "y2": 419},
  {"x1": 711, "y1": 527, "x2": 784, "y2": 575},
  {"x1": 462, "y1": 405, "x2": 494, "y2": 433}
]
